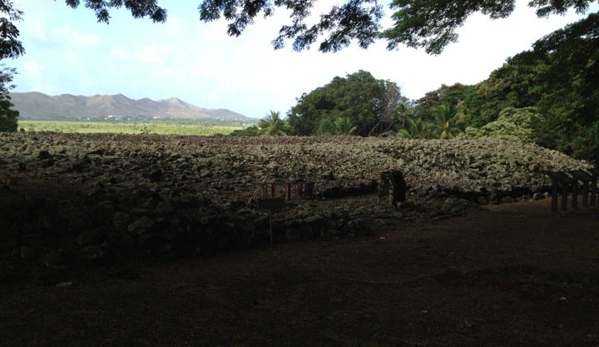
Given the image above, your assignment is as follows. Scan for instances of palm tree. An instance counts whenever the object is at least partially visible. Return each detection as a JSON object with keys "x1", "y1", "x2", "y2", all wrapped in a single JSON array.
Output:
[
  {"x1": 258, "y1": 110, "x2": 288, "y2": 136},
  {"x1": 431, "y1": 103, "x2": 460, "y2": 139},
  {"x1": 333, "y1": 117, "x2": 357, "y2": 135},
  {"x1": 396, "y1": 116, "x2": 434, "y2": 139},
  {"x1": 316, "y1": 117, "x2": 336, "y2": 136}
]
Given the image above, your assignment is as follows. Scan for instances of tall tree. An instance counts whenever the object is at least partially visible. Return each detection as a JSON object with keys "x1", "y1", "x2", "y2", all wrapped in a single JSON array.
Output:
[
  {"x1": 395, "y1": 115, "x2": 434, "y2": 139},
  {"x1": 367, "y1": 80, "x2": 404, "y2": 136},
  {"x1": 288, "y1": 70, "x2": 405, "y2": 137},
  {"x1": 316, "y1": 116, "x2": 357, "y2": 136},
  {"x1": 455, "y1": 13, "x2": 599, "y2": 162},
  {"x1": 333, "y1": 117, "x2": 357, "y2": 136},
  {"x1": 0, "y1": 1, "x2": 23, "y2": 131},
  {"x1": 0, "y1": 64, "x2": 18, "y2": 132},
  {"x1": 412, "y1": 83, "x2": 477, "y2": 126},
  {"x1": 431, "y1": 103, "x2": 461, "y2": 139},
  {"x1": 0, "y1": 1, "x2": 24, "y2": 60}
]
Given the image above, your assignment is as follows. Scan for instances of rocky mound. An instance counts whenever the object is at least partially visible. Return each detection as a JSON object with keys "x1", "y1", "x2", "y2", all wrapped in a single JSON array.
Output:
[{"x1": 0, "y1": 133, "x2": 589, "y2": 283}]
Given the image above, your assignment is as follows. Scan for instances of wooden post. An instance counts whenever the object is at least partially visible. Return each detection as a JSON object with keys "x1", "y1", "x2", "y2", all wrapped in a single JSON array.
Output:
[
  {"x1": 562, "y1": 183, "x2": 569, "y2": 211},
  {"x1": 294, "y1": 179, "x2": 305, "y2": 198},
  {"x1": 582, "y1": 180, "x2": 589, "y2": 207},
  {"x1": 305, "y1": 182, "x2": 314, "y2": 198},
  {"x1": 589, "y1": 168, "x2": 599, "y2": 207},
  {"x1": 257, "y1": 197, "x2": 285, "y2": 246},
  {"x1": 551, "y1": 179, "x2": 559, "y2": 212},
  {"x1": 571, "y1": 181, "x2": 578, "y2": 210},
  {"x1": 547, "y1": 172, "x2": 574, "y2": 212},
  {"x1": 571, "y1": 170, "x2": 593, "y2": 208}
]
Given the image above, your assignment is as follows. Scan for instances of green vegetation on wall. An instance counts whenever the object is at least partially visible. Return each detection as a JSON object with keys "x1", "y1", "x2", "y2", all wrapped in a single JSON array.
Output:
[{"x1": 464, "y1": 107, "x2": 545, "y2": 143}]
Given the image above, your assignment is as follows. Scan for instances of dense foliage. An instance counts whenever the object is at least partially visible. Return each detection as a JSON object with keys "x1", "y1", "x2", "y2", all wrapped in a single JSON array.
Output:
[
  {"x1": 0, "y1": 1, "x2": 22, "y2": 132},
  {"x1": 344, "y1": 12, "x2": 592, "y2": 163},
  {"x1": 287, "y1": 70, "x2": 406, "y2": 137},
  {"x1": 258, "y1": 111, "x2": 289, "y2": 136},
  {"x1": 382, "y1": 0, "x2": 597, "y2": 54},
  {"x1": 174, "y1": 0, "x2": 597, "y2": 53},
  {"x1": 0, "y1": 65, "x2": 18, "y2": 132},
  {"x1": 464, "y1": 107, "x2": 545, "y2": 143},
  {"x1": 229, "y1": 125, "x2": 260, "y2": 136},
  {"x1": 454, "y1": 13, "x2": 599, "y2": 162}
]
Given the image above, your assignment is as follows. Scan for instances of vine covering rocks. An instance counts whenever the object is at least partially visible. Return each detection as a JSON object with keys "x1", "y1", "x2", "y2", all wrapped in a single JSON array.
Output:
[{"x1": 0, "y1": 132, "x2": 589, "y2": 283}]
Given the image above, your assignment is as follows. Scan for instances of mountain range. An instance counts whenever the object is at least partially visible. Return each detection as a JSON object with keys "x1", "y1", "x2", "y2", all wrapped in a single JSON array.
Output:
[{"x1": 9, "y1": 92, "x2": 253, "y2": 122}]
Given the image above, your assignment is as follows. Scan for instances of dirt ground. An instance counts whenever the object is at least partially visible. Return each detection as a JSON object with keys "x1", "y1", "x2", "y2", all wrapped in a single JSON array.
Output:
[{"x1": 1, "y1": 196, "x2": 598, "y2": 347}]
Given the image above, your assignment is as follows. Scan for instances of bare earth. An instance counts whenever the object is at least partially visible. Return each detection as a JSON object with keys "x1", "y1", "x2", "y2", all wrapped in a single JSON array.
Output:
[{"x1": 1, "y1": 196, "x2": 598, "y2": 347}]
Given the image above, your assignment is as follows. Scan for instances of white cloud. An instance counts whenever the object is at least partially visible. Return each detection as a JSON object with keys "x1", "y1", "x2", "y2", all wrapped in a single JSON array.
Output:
[
  {"x1": 134, "y1": 45, "x2": 170, "y2": 64},
  {"x1": 21, "y1": 19, "x2": 48, "y2": 42},
  {"x1": 109, "y1": 47, "x2": 131, "y2": 61},
  {"x1": 109, "y1": 44, "x2": 170, "y2": 65},
  {"x1": 21, "y1": 60, "x2": 43, "y2": 79},
  {"x1": 54, "y1": 26, "x2": 101, "y2": 47},
  {"x1": 15, "y1": 59, "x2": 58, "y2": 94},
  {"x1": 162, "y1": 15, "x2": 186, "y2": 36}
]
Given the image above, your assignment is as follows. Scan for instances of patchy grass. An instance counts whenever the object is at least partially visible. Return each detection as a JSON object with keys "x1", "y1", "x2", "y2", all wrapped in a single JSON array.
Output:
[{"x1": 18, "y1": 120, "x2": 244, "y2": 136}]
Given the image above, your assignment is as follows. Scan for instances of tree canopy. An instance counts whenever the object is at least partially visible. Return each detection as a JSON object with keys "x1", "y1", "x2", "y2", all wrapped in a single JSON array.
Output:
[
  {"x1": 452, "y1": 12, "x2": 599, "y2": 161},
  {"x1": 0, "y1": 1, "x2": 24, "y2": 60},
  {"x1": 382, "y1": 0, "x2": 596, "y2": 54},
  {"x1": 0, "y1": 64, "x2": 18, "y2": 132},
  {"x1": 464, "y1": 107, "x2": 545, "y2": 143},
  {"x1": 287, "y1": 70, "x2": 405, "y2": 137},
  {"x1": 3, "y1": 0, "x2": 592, "y2": 54},
  {"x1": 200, "y1": 0, "x2": 598, "y2": 53},
  {"x1": 258, "y1": 110, "x2": 289, "y2": 136}
]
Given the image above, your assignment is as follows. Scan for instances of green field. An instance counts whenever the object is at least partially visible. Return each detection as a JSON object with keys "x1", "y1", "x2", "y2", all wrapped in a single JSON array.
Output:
[{"x1": 18, "y1": 120, "x2": 245, "y2": 136}]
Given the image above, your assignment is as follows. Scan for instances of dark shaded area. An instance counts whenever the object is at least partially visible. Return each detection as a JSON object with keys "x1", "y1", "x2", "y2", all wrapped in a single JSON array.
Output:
[{"x1": 1, "y1": 198, "x2": 598, "y2": 346}]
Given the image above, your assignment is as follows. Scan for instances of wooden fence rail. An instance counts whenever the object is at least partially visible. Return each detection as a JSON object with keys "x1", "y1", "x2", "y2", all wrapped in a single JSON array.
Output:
[{"x1": 547, "y1": 168, "x2": 598, "y2": 212}]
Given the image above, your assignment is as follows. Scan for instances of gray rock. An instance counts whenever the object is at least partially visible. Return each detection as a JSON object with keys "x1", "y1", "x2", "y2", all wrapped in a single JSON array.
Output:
[
  {"x1": 286, "y1": 224, "x2": 313, "y2": 242},
  {"x1": 90, "y1": 201, "x2": 116, "y2": 224},
  {"x1": 41, "y1": 249, "x2": 66, "y2": 270},
  {"x1": 114, "y1": 212, "x2": 131, "y2": 230},
  {"x1": 106, "y1": 230, "x2": 135, "y2": 248},
  {"x1": 137, "y1": 233, "x2": 162, "y2": 250},
  {"x1": 81, "y1": 245, "x2": 108, "y2": 264},
  {"x1": 76, "y1": 228, "x2": 106, "y2": 246},
  {"x1": 11, "y1": 194, "x2": 46, "y2": 211},
  {"x1": 19, "y1": 246, "x2": 37, "y2": 261},
  {"x1": 531, "y1": 192, "x2": 544, "y2": 201},
  {"x1": 128, "y1": 216, "x2": 155, "y2": 235}
]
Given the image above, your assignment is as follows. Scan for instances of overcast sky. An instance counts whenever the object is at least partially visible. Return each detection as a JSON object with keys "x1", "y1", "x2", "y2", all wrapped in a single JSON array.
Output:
[{"x1": 9, "y1": 0, "x2": 591, "y2": 118}]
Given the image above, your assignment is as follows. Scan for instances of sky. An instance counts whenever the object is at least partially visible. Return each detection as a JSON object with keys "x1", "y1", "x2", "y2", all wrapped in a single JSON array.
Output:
[{"x1": 8, "y1": 0, "x2": 593, "y2": 119}]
